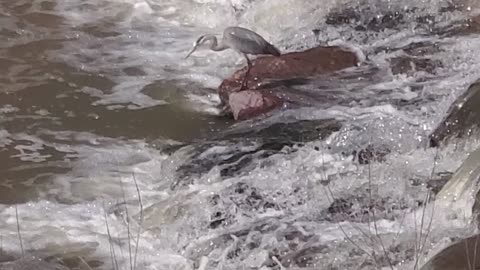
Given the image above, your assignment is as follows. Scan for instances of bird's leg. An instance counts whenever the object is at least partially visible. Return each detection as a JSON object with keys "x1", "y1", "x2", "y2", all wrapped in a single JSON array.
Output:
[{"x1": 240, "y1": 54, "x2": 252, "y2": 90}]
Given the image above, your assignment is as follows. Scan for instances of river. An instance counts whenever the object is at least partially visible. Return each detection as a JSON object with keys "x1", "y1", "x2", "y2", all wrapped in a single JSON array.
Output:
[{"x1": 1, "y1": 0, "x2": 480, "y2": 269}]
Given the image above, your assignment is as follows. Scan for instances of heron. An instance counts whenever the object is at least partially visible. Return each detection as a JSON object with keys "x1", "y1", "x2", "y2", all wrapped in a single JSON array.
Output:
[{"x1": 185, "y1": 26, "x2": 281, "y2": 90}]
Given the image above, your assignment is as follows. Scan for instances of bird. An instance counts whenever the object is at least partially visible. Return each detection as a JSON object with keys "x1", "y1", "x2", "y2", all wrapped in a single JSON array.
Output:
[{"x1": 185, "y1": 26, "x2": 281, "y2": 90}]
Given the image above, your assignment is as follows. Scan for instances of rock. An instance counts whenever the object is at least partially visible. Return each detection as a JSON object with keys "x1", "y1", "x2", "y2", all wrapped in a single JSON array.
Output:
[
  {"x1": 322, "y1": 190, "x2": 409, "y2": 223},
  {"x1": 422, "y1": 146, "x2": 480, "y2": 270},
  {"x1": 436, "y1": 145, "x2": 480, "y2": 217},
  {"x1": 352, "y1": 144, "x2": 391, "y2": 164},
  {"x1": 0, "y1": 251, "x2": 15, "y2": 263},
  {"x1": 0, "y1": 256, "x2": 69, "y2": 270},
  {"x1": 367, "y1": 11, "x2": 405, "y2": 31},
  {"x1": 218, "y1": 46, "x2": 359, "y2": 106},
  {"x1": 170, "y1": 119, "x2": 342, "y2": 189},
  {"x1": 434, "y1": 15, "x2": 480, "y2": 37},
  {"x1": 325, "y1": 8, "x2": 361, "y2": 25},
  {"x1": 429, "y1": 80, "x2": 480, "y2": 147},
  {"x1": 401, "y1": 42, "x2": 442, "y2": 57},
  {"x1": 229, "y1": 90, "x2": 284, "y2": 120},
  {"x1": 425, "y1": 172, "x2": 453, "y2": 195},
  {"x1": 463, "y1": 15, "x2": 480, "y2": 33},
  {"x1": 325, "y1": 7, "x2": 413, "y2": 32},
  {"x1": 420, "y1": 234, "x2": 480, "y2": 270},
  {"x1": 390, "y1": 56, "x2": 442, "y2": 75}
]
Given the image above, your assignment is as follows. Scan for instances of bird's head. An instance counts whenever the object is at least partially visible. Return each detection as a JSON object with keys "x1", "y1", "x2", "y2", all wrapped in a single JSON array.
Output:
[{"x1": 185, "y1": 35, "x2": 207, "y2": 59}]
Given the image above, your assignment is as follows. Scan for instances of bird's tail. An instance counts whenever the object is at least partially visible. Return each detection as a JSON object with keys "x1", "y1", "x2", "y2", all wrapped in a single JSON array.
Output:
[{"x1": 266, "y1": 43, "x2": 281, "y2": 56}]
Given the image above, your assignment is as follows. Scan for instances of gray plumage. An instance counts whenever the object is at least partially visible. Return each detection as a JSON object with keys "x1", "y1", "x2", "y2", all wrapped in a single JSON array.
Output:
[{"x1": 185, "y1": 26, "x2": 281, "y2": 90}]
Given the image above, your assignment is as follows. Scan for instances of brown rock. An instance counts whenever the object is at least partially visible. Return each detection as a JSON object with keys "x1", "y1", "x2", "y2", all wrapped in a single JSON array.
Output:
[
  {"x1": 429, "y1": 80, "x2": 480, "y2": 147},
  {"x1": 218, "y1": 46, "x2": 359, "y2": 105},
  {"x1": 420, "y1": 234, "x2": 480, "y2": 270},
  {"x1": 228, "y1": 90, "x2": 284, "y2": 120}
]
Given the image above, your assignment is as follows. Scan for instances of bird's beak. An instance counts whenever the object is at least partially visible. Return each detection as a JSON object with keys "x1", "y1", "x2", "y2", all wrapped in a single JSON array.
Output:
[
  {"x1": 185, "y1": 35, "x2": 205, "y2": 59},
  {"x1": 184, "y1": 45, "x2": 198, "y2": 59}
]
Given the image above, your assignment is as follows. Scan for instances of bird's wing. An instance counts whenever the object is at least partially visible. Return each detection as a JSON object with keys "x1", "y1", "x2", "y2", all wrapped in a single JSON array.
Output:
[{"x1": 223, "y1": 27, "x2": 272, "y2": 55}]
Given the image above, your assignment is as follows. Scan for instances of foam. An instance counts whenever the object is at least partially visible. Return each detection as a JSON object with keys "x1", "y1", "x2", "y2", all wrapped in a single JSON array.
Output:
[{"x1": 2, "y1": 0, "x2": 480, "y2": 269}]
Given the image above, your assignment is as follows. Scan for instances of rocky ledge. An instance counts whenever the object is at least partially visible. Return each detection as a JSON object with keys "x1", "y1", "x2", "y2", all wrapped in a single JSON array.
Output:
[
  {"x1": 429, "y1": 79, "x2": 480, "y2": 147},
  {"x1": 218, "y1": 46, "x2": 359, "y2": 120}
]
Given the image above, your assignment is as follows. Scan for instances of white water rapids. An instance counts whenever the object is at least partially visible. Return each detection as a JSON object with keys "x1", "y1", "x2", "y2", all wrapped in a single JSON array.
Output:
[{"x1": 1, "y1": 0, "x2": 480, "y2": 269}]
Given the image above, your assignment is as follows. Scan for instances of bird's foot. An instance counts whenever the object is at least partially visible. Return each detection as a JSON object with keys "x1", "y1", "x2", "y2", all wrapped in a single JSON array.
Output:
[
  {"x1": 239, "y1": 82, "x2": 248, "y2": 91},
  {"x1": 239, "y1": 77, "x2": 249, "y2": 91},
  {"x1": 218, "y1": 104, "x2": 232, "y2": 117}
]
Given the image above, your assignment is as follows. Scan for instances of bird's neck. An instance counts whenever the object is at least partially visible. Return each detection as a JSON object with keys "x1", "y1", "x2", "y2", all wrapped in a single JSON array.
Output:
[{"x1": 203, "y1": 35, "x2": 228, "y2": 51}]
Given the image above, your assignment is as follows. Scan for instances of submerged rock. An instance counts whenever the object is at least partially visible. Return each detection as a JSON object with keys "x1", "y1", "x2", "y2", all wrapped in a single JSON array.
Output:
[
  {"x1": 390, "y1": 56, "x2": 442, "y2": 75},
  {"x1": 0, "y1": 256, "x2": 68, "y2": 270},
  {"x1": 366, "y1": 11, "x2": 405, "y2": 31},
  {"x1": 429, "y1": 80, "x2": 480, "y2": 147},
  {"x1": 353, "y1": 144, "x2": 391, "y2": 165},
  {"x1": 218, "y1": 46, "x2": 359, "y2": 120},
  {"x1": 170, "y1": 119, "x2": 342, "y2": 189},
  {"x1": 325, "y1": 8, "x2": 361, "y2": 26},
  {"x1": 434, "y1": 15, "x2": 480, "y2": 37}
]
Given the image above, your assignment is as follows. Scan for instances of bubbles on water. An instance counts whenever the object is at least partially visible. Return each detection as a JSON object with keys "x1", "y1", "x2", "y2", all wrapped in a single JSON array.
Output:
[{"x1": 2, "y1": 0, "x2": 480, "y2": 269}]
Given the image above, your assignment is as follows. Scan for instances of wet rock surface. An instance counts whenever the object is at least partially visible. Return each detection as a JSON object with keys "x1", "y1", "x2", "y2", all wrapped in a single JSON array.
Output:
[
  {"x1": 0, "y1": 256, "x2": 68, "y2": 270},
  {"x1": 390, "y1": 56, "x2": 442, "y2": 75},
  {"x1": 323, "y1": 170, "x2": 453, "y2": 224},
  {"x1": 353, "y1": 144, "x2": 391, "y2": 165},
  {"x1": 325, "y1": 8, "x2": 361, "y2": 26},
  {"x1": 434, "y1": 15, "x2": 480, "y2": 37},
  {"x1": 425, "y1": 172, "x2": 454, "y2": 195},
  {"x1": 218, "y1": 46, "x2": 359, "y2": 102},
  {"x1": 228, "y1": 89, "x2": 284, "y2": 120},
  {"x1": 186, "y1": 214, "x2": 410, "y2": 270},
  {"x1": 429, "y1": 80, "x2": 480, "y2": 147},
  {"x1": 207, "y1": 182, "x2": 306, "y2": 230},
  {"x1": 321, "y1": 185, "x2": 411, "y2": 223},
  {"x1": 324, "y1": 7, "x2": 408, "y2": 31},
  {"x1": 420, "y1": 234, "x2": 480, "y2": 270},
  {"x1": 322, "y1": 4, "x2": 461, "y2": 34},
  {"x1": 218, "y1": 46, "x2": 359, "y2": 120},
  {"x1": 473, "y1": 189, "x2": 480, "y2": 228},
  {"x1": 169, "y1": 119, "x2": 342, "y2": 189}
]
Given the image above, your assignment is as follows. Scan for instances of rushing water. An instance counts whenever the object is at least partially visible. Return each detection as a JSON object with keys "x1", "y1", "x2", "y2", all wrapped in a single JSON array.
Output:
[{"x1": 1, "y1": 0, "x2": 480, "y2": 269}]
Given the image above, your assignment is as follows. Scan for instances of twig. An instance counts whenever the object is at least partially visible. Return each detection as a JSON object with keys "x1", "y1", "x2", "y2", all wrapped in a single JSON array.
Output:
[
  {"x1": 473, "y1": 235, "x2": 479, "y2": 270},
  {"x1": 272, "y1": 256, "x2": 286, "y2": 270},
  {"x1": 325, "y1": 185, "x2": 378, "y2": 262},
  {"x1": 103, "y1": 201, "x2": 119, "y2": 270},
  {"x1": 132, "y1": 172, "x2": 144, "y2": 270},
  {"x1": 77, "y1": 256, "x2": 94, "y2": 270},
  {"x1": 413, "y1": 148, "x2": 439, "y2": 270},
  {"x1": 367, "y1": 163, "x2": 394, "y2": 270},
  {"x1": 14, "y1": 204, "x2": 24, "y2": 257},
  {"x1": 465, "y1": 238, "x2": 473, "y2": 270},
  {"x1": 414, "y1": 191, "x2": 434, "y2": 270},
  {"x1": 322, "y1": 150, "x2": 376, "y2": 247},
  {"x1": 321, "y1": 148, "x2": 379, "y2": 267},
  {"x1": 119, "y1": 178, "x2": 134, "y2": 270}
]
